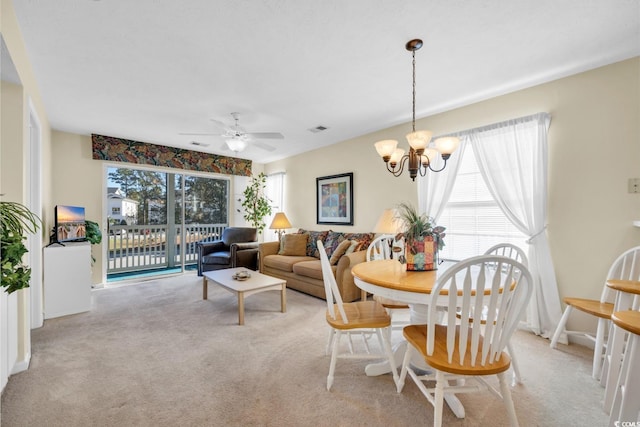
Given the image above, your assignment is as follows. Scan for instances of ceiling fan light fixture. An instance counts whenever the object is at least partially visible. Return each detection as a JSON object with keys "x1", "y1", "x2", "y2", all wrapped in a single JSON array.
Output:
[{"x1": 225, "y1": 139, "x2": 247, "y2": 152}]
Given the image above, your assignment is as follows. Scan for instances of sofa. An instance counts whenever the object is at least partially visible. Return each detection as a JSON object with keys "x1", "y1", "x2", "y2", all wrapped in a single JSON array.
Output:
[
  {"x1": 197, "y1": 227, "x2": 259, "y2": 275},
  {"x1": 258, "y1": 229, "x2": 374, "y2": 302}
]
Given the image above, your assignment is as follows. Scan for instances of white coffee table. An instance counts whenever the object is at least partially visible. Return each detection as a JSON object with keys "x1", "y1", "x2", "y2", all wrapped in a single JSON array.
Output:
[{"x1": 202, "y1": 268, "x2": 287, "y2": 325}]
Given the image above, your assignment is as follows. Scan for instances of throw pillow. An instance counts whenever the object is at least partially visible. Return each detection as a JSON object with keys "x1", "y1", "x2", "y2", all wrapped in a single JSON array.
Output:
[
  {"x1": 329, "y1": 240, "x2": 352, "y2": 265},
  {"x1": 344, "y1": 240, "x2": 360, "y2": 255},
  {"x1": 280, "y1": 233, "x2": 308, "y2": 256},
  {"x1": 323, "y1": 231, "x2": 346, "y2": 258},
  {"x1": 298, "y1": 229, "x2": 329, "y2": 257},
  {"x1": 342, "y1": 232, "x2": 375, "y2": 251}
]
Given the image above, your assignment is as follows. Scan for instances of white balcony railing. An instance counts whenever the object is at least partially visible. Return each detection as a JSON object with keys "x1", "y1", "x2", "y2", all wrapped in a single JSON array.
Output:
[{"x1": 107, "y1": 223, "x2": 226, "y2": 274}]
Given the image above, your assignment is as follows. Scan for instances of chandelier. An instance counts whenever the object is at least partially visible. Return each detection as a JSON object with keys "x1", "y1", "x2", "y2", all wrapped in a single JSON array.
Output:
[{"x1": 374, "y1": 39, "x2": 460, "y2": 181}]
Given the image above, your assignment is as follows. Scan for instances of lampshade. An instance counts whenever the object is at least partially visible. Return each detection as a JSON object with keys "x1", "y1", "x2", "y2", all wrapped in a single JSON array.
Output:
[
  {"x1": 269, "y1": 212, "x2": 292, "y2": 230},
  {"x1": 373, "y1": 209, "x2": 402, "y2": 234},
  {"x1": 374, "y1": 139, "x2": 398, "y2": 159},
  {"x1": 434, "y1": 136, "x2": 460, "y2": 155},
  {"x1": 389, "y1": 148, "x2": 405, "y2": 165},
  {"x1": 406, "y1": 130, "x2": 433, "y2": 151}
]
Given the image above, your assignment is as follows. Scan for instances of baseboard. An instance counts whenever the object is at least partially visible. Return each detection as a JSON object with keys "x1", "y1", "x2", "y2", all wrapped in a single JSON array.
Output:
[
  {"x1": 567, "y1": 335, "x2": 595, "y2": 349},
  {"x1": 11, "y1": 352, "x2": 31, "y2": 375}
]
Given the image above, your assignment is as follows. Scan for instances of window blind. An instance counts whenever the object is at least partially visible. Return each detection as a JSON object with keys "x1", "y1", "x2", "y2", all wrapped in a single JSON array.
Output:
[{"x1": 437, "y1": 149, "x2": 526, "y2": 261}]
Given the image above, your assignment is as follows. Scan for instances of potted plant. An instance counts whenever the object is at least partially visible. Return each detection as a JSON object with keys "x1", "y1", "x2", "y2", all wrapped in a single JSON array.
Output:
[
  {"x1": 0, "y1": 201, "x2": 42, "y2": 294},
  {"x1": 85, "y1": 219, "x2": 102, "y2": 264},
  {"x1": 239, "y1": 172, "x2": 272, "y2": 234},
  {"x1": 396, "y1": 202, "x2": 446, "y2": 271}
]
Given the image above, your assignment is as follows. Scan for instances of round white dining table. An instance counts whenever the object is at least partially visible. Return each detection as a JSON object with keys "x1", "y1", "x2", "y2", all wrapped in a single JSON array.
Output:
[{"x1": 352, "y1": 259, "x2": 461, "y2": 323}]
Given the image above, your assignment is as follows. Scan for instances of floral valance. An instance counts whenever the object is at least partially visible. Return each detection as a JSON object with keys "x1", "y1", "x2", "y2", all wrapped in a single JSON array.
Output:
[{"x1": 91, "y1": 134, "x2": 252, "y2": 177}]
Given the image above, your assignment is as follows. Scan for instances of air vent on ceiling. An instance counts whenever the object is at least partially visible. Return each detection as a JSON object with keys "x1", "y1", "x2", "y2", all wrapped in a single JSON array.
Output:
[
  {"x1": 308, "y1": 125, "x2": 328, "y2": 133},
  {"x1": 190, "y1": 141, "x2": 209, "y2": 147}
]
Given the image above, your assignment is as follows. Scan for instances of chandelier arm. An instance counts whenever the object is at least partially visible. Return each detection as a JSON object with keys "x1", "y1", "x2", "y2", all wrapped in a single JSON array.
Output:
[
  {"x1": 427, "y1": 157, "x2": 449, "y2": 173},
  {"x1": 387, "y1": 155, "x2": 409, "y2": 177}
]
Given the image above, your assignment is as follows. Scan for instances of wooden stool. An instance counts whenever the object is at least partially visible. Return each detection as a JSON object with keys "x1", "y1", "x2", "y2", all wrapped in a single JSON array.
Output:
[{"x1": 608, "y1": 310, "x2": 640, "y2": 426}]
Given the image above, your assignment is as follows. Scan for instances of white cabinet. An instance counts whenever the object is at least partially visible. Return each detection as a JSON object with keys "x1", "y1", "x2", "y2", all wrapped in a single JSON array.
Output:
[{"x1": 43, "y1": 242, "x2": 92, "y2": 319}]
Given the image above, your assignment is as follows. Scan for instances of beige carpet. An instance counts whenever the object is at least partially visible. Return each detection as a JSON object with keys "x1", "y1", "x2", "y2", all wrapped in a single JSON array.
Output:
[{"x1": 1, "y1": 272, "x2": 609, "y2": 426}]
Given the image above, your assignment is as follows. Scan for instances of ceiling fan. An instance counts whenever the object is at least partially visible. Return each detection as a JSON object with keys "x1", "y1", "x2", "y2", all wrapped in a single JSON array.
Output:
[{"x1": 180, "y1": 112, "x2": 284, "y2": 153}]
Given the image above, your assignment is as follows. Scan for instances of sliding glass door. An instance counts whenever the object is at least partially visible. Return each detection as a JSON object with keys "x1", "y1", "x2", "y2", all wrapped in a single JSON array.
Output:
[{"x1": 106, "y1": 166, "x2": 229, "y2": 279}]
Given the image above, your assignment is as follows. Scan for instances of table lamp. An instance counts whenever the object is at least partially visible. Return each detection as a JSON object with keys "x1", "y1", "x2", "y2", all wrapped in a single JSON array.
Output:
[
  {"x1": 373, "y1": 209, "x2": 403, "y2": 260},
  {"x1": 269, "y1": 212, "x2": 292, "y2": 240},
  {"x1": 373, "y1": 209, "x2": 402, "y2": 235}
]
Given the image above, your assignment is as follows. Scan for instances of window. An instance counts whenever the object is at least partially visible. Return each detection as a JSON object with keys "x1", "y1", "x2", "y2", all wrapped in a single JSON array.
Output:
[
  {"x1": 437, "y1": 148, "x2": 526, "y2": 261},
  {"x1": 111, "y1": 207, "x2": 120, "y2": 215},
  {"x1": 265, "y1": 172, "x2": 286, "y2": 241}
]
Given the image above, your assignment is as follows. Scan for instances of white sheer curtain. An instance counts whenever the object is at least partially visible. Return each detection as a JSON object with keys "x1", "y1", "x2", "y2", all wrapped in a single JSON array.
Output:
[
  {"x1": 470, "y1": 112, "x2": 561, "y2": 337},
  {"x1": 265, "y1": 172, "x2": 286, "y2": 242},
  {"x1": 417, "y1": 134, "x2": 468, "y2": 220}
]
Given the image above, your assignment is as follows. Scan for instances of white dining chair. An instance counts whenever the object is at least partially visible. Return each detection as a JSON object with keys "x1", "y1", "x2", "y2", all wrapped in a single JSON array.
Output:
[
  {"x1": 318, "y1": 240, "x2": 399, "y2": 391},
  {"x1": 366, "y1": 234, "x2": 394, "y2": 262},
  {"x1": 550, "y1": 245, "x2": 640, "y2": 380},
  {"x1": 397, "y1": 255, "x2": 533, "y2": 427},
  {"x1": 484, "y1": 243, "x2": 528, "y2": 384},
  {"x1": 366, "y1": 234, "x2": 410, "y2": 338}
]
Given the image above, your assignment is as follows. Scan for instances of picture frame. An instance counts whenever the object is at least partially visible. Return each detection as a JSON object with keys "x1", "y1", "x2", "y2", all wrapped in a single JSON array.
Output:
[{"x1": 316, "y1": 172, "x2": 354, "y2": 225}]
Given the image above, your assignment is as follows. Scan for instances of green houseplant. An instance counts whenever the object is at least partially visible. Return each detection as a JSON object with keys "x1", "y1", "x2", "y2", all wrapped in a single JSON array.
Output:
[
  {"x1": 239, "y1": 173, "x2": 272, "y2": 234},
  {"x1": 396, "y1": 202, "x2": 445, "y2": 271},
  {"x1": 85, "y1": 220, "x2": 102, "y2": 264},
  {"x1": 1, "y1": 201, "x2": 42, "y2": 294}
]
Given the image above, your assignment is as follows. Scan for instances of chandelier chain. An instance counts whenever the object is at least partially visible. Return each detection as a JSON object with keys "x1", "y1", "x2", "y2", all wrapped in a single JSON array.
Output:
[{"x1": 412, "y1": 50, "x2": 416, "y2": 133}]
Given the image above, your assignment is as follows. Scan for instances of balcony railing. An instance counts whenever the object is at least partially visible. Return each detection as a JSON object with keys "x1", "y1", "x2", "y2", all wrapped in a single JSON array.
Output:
[{"x1": 107, "y1": 223, "x2": 226, "y2": 275}]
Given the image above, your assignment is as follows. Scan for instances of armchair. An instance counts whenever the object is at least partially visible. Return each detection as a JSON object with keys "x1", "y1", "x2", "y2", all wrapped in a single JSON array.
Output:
[{"x1": 196, "y1": 227, "x2": 259, "y2": 276}]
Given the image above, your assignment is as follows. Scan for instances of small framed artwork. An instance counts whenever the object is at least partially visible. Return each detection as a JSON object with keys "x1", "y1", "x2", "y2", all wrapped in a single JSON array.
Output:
[{"x1": 316, "y1": 172, "x2": 354, "y2": 225}]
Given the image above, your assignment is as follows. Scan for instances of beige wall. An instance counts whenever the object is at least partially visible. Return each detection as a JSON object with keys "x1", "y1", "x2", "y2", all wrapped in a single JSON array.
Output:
[
  {"x1": 1, "y1": 0, "x2": 54, "y2": 388},
  {"x1": 266, "y1": 57, "x2": 640, "y2": 333},
  {"x1": 51, "y1": 132, "x2": 104, "y2": 284},
  {"x1": 1, "y1": 81, "x2": 24, "y2": 199}
]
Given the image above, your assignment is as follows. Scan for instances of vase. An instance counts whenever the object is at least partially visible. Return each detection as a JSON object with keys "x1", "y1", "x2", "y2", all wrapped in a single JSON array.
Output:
[{"x1": 405, "y1": 236, "x2": 438, "y2": 271}]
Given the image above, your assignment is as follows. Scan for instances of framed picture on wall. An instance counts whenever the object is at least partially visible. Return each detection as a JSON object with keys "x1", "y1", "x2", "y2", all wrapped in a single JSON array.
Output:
[{"x1": 316, "y1": 172, "x2": 353, "y2": 225}]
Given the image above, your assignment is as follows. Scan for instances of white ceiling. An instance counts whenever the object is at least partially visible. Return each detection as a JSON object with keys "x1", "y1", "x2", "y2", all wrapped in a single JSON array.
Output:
[{"x1": 8, "y1": 0, "x2": 640, "y2": 163}]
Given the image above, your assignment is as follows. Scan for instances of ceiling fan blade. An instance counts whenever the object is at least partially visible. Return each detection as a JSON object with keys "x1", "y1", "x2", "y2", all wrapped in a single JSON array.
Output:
[
  {"x1": 246, "y1": 132, "x2": 284, "y2": 140},
  {"x1": 253, "y1": 141, "x2": 277, "y2": 152},
  {"x1": 178, "y1": 132, "x2": 224, "y2": 136},
  {"x1": 209, "y1": 118, "x2": 228, "y2": 129}
]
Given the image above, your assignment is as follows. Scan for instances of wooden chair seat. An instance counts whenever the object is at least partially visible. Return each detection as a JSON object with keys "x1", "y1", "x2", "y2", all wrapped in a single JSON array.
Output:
[
  {"x1": 326, "y1": 301, "x2": 392, "y2": 330},
  {"x1": 563, "y1": 297, "x2": 614, "y2": 319},
  {"x1": 611, "y1": 310, "x2": 640, "y2": 335},
  {"x1": 404, "y1": 324, "x2": 512, "y2": 376},
  {"x1": 373, "y1": 294, "x2": 410, "y2": 310}
]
